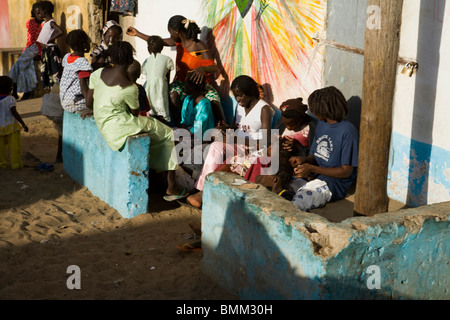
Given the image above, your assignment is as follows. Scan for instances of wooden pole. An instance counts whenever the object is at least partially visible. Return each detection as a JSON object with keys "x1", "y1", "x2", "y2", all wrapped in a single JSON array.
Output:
[{"x1": 354, "y1": 0, "x2": 404, "y2": 216}]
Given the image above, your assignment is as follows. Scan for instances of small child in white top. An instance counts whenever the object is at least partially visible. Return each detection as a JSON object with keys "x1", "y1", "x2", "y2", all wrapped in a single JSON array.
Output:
[
  {"x1": 0, "y1": 76, "x2": 29, "y2": 169},
  {"x1": 142, "y1": 35, "x2": 174, "y2": 123}
]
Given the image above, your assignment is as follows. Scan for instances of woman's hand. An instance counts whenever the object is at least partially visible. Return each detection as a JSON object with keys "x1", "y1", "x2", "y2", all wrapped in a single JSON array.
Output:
[{"x1": 188, "y1": 68, "x2": 206, "y2": 84}]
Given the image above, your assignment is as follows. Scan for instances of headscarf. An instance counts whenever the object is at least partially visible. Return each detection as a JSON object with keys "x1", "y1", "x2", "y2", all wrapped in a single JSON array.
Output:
[
  {"x1": 102, "y1": 20, "x2": 120, "y2": 46},
  {"x1": 91, "y1": 20, "x2": 120, "y2": 58}
]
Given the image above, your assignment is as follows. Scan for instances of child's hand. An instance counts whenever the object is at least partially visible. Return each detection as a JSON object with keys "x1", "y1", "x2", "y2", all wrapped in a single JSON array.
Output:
[
  {"x1": 289, "y1": 156, "x2": 303, "y2": 168},
  {"x1": 126, "y1": 27, "x2": 137, "y2": 36},
  {"x1": 22, "y1": 124, "x2": 29, "y2": 132},
  {"x1": 282, "y1": 136, "x2": 298, "y2": 152},
  {"x1": 80, "y1": 109, "x2": 93, "y2": 120},
  {"x1": 294, "y1": 163, "x2": 312, "y2": 179}
]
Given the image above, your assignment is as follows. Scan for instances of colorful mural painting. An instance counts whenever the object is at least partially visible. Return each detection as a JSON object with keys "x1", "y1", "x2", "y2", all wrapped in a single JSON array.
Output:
[{"x1": 203, "y1": 0, "x2": 326, "y2": 104}]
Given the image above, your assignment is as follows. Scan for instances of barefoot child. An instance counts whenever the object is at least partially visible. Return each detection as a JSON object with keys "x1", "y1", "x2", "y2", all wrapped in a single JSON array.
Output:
[
  {"x1": 289, "y1": 86, "x2": 359, "y2": 211},
  {"x1": 86, "y1": 41, "x2": 187, "y2": 201},
  {"x1": 0, "y1": 76, "x2": 29, "y2": 169}
]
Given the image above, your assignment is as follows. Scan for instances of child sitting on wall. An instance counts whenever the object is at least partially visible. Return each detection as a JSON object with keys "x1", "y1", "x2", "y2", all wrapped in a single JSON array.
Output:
[
  {"x1": 60, "y1": 29, "x2": 93, "y2": 113},
  {"x1": 289, "y1": 86, "x2": 359, "y2": 211}
]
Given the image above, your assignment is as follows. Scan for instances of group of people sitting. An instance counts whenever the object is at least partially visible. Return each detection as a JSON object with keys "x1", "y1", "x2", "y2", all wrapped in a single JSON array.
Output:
[{"x1": 3, "y1": 7, "x2": 360, "y2": 252}]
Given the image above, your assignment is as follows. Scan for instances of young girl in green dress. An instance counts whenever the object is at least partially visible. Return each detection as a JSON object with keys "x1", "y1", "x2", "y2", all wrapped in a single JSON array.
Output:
[{"x1": 86, "y1": 41, "x2": 187, "y2": 201}]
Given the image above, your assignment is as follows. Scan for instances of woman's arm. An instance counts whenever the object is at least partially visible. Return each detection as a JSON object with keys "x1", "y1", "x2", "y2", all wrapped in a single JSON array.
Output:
[
  {"x1": 259, "y1": 105, "x2": 273, "y2": 149},
  {"x1": 126, "y1": 26, "x2": 176, "y2": 46},
  {"x1": 189, "y1": 41, "x2": 218, "y2": 84}
]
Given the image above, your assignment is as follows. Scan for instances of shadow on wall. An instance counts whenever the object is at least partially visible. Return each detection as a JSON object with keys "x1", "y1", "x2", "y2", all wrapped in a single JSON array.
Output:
[
  {"x1": 346, "y1": 95, "x2": 362, "y2": 132},
  {"x1": 57, "y1": 12, "x2": 70, "y2": 56},
  {"x1": 203, "y1": 195, "x2": 414, "y2": 300},
  {"x1": 406, "y1": 0, "x2": 445, "y2": 207}
]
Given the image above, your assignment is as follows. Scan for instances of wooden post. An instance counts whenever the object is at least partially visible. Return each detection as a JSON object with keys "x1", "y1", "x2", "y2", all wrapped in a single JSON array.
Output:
[{"x1": 354, "y1": 0, "x2": 403, "y2": 216}]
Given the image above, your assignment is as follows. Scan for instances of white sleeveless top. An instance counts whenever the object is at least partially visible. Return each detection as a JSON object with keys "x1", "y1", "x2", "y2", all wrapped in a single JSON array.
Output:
[
  {"x1": 235, "y1": 99, "x2": 273, "y2": 140},
  {"x1": 36, "y1": 19, "x2": 55, "y2": 45}
]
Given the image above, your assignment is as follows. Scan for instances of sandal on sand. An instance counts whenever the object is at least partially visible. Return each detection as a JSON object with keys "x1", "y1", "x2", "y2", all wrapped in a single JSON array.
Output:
[
  {"x1": 37, "y1": 162, "x2": 54, "y2": 172},
  {"x1": 163, "y1": 188, "x2": 189, "y2": 202},
  {"x1": 176, "y1": 240, "x2": 202, "y2": 252}
]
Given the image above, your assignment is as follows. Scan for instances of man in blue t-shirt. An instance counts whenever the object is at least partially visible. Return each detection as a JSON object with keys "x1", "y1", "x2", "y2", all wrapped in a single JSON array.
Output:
[{"x1": 289, "y1": 86, "x2": 359, "y2": 211}]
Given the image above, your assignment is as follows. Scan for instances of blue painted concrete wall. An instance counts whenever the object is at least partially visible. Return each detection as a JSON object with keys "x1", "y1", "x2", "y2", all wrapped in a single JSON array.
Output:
[
  {"x1": 62, "y1": 111, "x2": 150, "y2": 218},
  {"x1": 202, "y1": 172, "x2": 450, "y2": 300},
  {"x1": 388, "y1": 132, "x2": 450, "y2": 207}
]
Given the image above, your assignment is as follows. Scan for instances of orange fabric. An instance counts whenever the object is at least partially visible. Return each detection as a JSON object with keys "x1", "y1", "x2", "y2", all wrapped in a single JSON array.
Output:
[{"x1": 174, "y1": 43, "x2": 215, "y2": 83}]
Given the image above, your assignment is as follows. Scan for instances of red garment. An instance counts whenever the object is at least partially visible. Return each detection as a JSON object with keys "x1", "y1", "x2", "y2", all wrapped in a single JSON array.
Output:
[
  {"x1": 173, "y1": 43, "x2": 215, "y2": 83},
  {"x1": 244, "y1": 157, "x2": 271, "y2": 183},
  {"x1": 25, "y1": 18, "x2": 43, "y2": 55}
]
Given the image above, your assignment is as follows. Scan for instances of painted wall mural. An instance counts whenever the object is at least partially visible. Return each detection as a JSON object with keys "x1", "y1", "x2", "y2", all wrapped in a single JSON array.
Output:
[{"x1": 203, "y1": 0, "x2": 326, "y2": 105}]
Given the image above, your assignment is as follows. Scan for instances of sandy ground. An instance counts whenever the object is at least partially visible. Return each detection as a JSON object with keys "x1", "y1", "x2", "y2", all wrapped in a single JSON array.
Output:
[
  {"x1": 1, "y1": 98, "x2": 406, "y2": 301},
  {"x1": 0, "y1": 98, "x2": 238, "y2": 300}
]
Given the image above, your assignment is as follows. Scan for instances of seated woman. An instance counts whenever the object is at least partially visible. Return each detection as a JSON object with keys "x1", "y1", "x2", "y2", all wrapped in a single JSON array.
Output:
[
  {"x1": 127, "y1": 15, "x2": 224, "y2": 125},
  {"x1": 86, "y1": 41, "x2": 187, "y2": 201},
  {"x1": 186, "y1": 75, "x2": 274, "y2": 208}
]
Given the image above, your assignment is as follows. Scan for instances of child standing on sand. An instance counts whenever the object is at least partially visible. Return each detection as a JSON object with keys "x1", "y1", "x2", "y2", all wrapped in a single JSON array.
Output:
[
  {"x1": 0, "y1": 76, "x2": 29, "y2": 169},
  {"x1": 142, "y1": 35, "x2": 174, "y2": 123},
  {"x1": 36, "y1": 1, "x2": 64, "y2": 90}
]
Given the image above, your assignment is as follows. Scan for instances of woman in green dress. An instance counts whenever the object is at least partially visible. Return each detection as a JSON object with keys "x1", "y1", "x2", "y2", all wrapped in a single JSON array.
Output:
[{"x1": 86, "y1": 41, "x2": 187, "y2": 201}]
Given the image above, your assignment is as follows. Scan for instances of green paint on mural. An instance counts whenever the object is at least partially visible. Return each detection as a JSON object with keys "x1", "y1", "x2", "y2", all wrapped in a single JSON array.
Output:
[{"x1": 235, "y1": 0, "x2": 253, "y2": 18}]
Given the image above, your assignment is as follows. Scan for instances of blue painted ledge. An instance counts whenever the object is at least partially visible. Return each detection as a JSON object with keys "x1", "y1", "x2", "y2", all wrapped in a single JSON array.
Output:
[
  {"x1": 62, "y1": 111, "x2": 150, "y2": 218},
  {"x1": 202, "y1": 172, "x2": 450, "y2": 300}
]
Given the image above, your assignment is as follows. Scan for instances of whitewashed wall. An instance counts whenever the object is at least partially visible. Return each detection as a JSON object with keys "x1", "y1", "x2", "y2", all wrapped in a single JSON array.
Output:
[
  {"x1": 389, "y1": 0, "x2": 450, "y2": 206},
  {"x1": 128, "y1": 0, "x2": 204, "y2": 84}
]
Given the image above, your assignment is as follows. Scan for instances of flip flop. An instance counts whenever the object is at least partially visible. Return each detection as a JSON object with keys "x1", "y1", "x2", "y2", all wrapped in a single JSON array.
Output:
[
  {"x1": 163, "y1": 188, "x2": 189, "y2": 202},
  {"x1": 36, "y1": 162, "x2": 54, "y2": 172},
  {"x1": 176, "y1": 240, "x2": 202, "y2": 252}
]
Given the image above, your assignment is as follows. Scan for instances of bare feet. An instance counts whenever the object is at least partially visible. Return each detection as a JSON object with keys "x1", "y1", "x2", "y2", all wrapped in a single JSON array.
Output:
[{"x1": 187, "y1": 191, "x2": 203, "y2": 208}]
